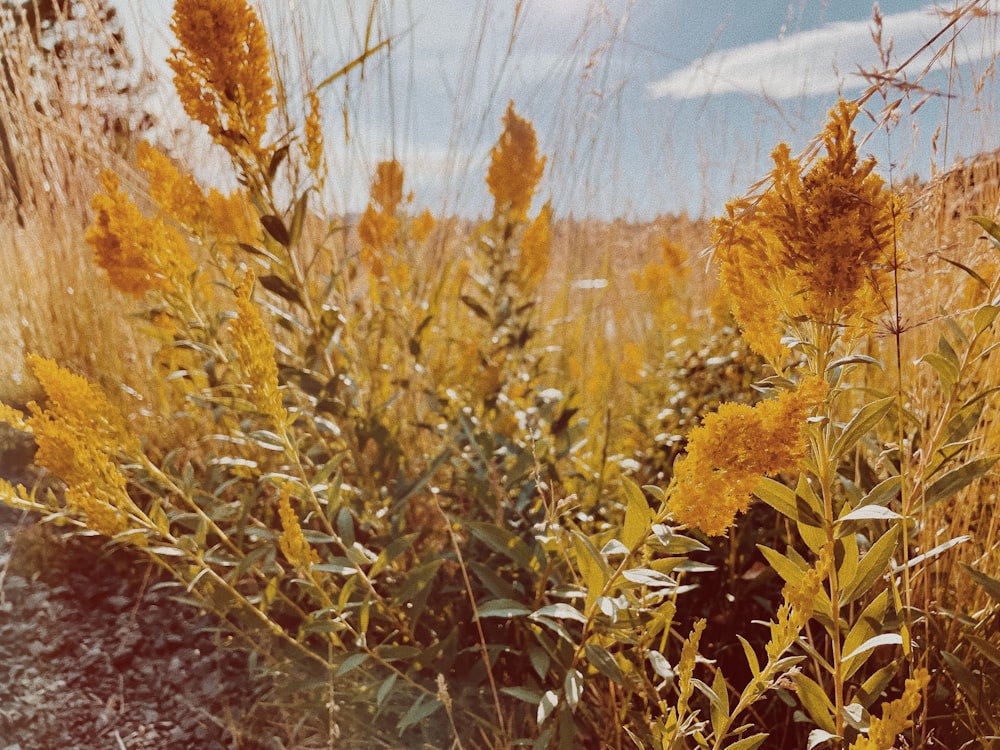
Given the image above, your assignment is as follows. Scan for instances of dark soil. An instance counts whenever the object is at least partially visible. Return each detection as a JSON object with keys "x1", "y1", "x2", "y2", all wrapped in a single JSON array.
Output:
[{"x1": 0, "y1": 426, "x2": 271, "y2": 750}]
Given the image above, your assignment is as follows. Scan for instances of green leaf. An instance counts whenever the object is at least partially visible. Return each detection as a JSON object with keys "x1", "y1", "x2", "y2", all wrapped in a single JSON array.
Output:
[
  {"x1": 261, "y1": 214, "x2": 291, "y2": 247},
  {"x1": 266, "y1": 145, "x2": 289, "y2": 185},
  {"x1": 335, "y1": 652, "x2": 369, "y2": 677},
  {"x1": 258, "y1": 273, "x2": 305, "y2": 306},
  {"x1": 827, "y1": 354, "x2": 883, "y2": 371},
  {"x1": 974, "y1": 304, "x2": 999, "y2": 334},
  {"x1": 841, "y1": 591, "x2": 889, "y2": 679},
  {"x1": 922, "y1": 456, "x2": 998, "y2": 510},
  {"x1": 856, "y1": 475, "x2": 901, "y2": 510},
  {"x1": 737, "y1": 635, "x2": 760, "y2": 679},
  {"x1": 841, "y1": 633, "x2": 903, "y2": 664},
  {"x1": 942, "y1": 650, "x2": 982, "y2": 705},
  {"x1": 460, "y1": 294, "x2": 490, "y2": 321},
  {"x1": 921, "y1": 353, "x2": 958, "y2": 396},
  {"x1": 394, "y1": 558, "x2": 444, "y2": 603},
  {"x1": 501, "y1": 686, "x2": 543, "y2": 705},
  {"x1": 585, "y1": 643, "x2": 624, "y2": 684},
  {"x1": 621, "y1": 477, "x2": 652, "y2": 550},
  {"x1": 754, "y1": 477, "x2": 796, "y2": 520},
  {"x1": 648, "y1": 650, "x2": 674, "y2": 679},
  {"x1": 564, "y1": 669, "x2": 584, "y2": 710},
  {"x1": 650, "y1": 524, "x2": 709, "y2": 554},
  {"x1": 961, "y1": 563, "x2": 1000, "y2": 605},
  {"x1": 376, "y1": 673, "x2": 398, "y2": 708},
  {"x1": 838, "y1": 505, "x2": 902, "y2": 523},
  {"x1": 842, "y1": 525, "x2": 900, "y2": 605},
  {"x1": 758, "y1": 544, "x2": 807, "y2": 587},
  {"x1": 710, "y1": 667, "x2": 730, "y2": 739},
  {"x1": 532, "y1": 603, "x2": 587, "y2": 624},
  {"x1": 855, "y1": 658, "x2": 901, "y2": 708},
  {"x1": 529, "y1": 646, "x2": 551, "y2": 680},
  {"x1": 622, "y1": 568, "x2": 676, "y2": 588},
  {"x1": 892, "y1": 535, "x2": 969, "y2": 573},
  {"x1": 398, "y1": 695, "x2": 442, "y2": 733},
  {"x1": 831, "y1": 396, "x2": 895, "y2": 462},
  {"x1": 476, "y1": 598, "x2": 532, "y2": 618},
  {"x1": 724, "y1": 734, "x2": 768, "y2": 750},
  {"x1": 537, "y1": 689, "x2": 559, "y2": 725},
  {"x1": 289, "y1": 192, "x2": 309, "y2": 248},
  {"x1": 791, "y1": 673, "x2": 836, "y2": 734},
  {"x1": 236, "y1": 242, "x2": 282, "y2": 263},
  {"x1": 941, "y1": 255, "x2": 991, "y2": 292},
  {"x1": 806, "y1": 729, "x2": 839, "y2": 749},
  {"x1": 572, "y1": 531, "x2": 609, "y2": 608},
  {"x1": 466, "y1": 521, "x2": 538, "y2": 570},
  {"x1": 754, "y1": 477, "x2": 821, "y2": 526},
  {"x1": 970, "y1": 215, "x2": 1000, "y2": 249}
]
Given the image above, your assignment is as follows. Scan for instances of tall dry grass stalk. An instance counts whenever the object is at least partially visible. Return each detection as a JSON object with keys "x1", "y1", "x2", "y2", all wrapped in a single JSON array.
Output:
[{"x1": 0, "y1": 1, "x2": 152, "y2": 405}]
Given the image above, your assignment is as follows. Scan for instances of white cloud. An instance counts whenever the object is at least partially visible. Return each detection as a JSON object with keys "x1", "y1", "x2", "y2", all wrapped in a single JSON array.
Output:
[{"x1": 647, "y1": 3, "x2": 999, "y2": 100}]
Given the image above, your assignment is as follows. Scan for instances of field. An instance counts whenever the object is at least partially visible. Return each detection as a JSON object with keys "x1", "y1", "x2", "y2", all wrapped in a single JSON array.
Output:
[{"x1": 1, "y1": 1, "x2": 999, "y2": 748}]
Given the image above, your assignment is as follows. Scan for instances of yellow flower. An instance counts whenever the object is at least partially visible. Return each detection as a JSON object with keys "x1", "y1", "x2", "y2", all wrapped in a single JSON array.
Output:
[
  {"x1": 230, "y1": 273, "x2": 287, "y2": 425},
  {"x1": 169, "y1": 0, "x2": 275, "y2": 154},
  {"x1": 714, "y1": 100, "x2": 905, "y2": 367},
  {"x1": 411, "y1": 209, "x2": 436, "y2": 243},
  {"x1": 358, "y1": 161, "x2": 407, "y2": 280},
  {"x1": 668, "y1": 376, "x2": 826, "y2": 535},
  {"x1": 24, "y1": 356, "x2": 138, "y2": 537},
  {"x1": 86, "y1": 172, "x2": 198, "y2": 298},
  {"x1": 486, "y1": 102, "x2": 545, "y2": 222},
  {"x1": 370, "y1": 160, "x2": 404, "y2": 214},
  {"x1": 278, "y1": 486, "x2": 318, "y2": 568},
  {"x1": 138, "y1": 141, "x2": 207, "y2": 228},
  {"x1": 621, "y1": 341, "x2": 644, "y2": 385},
  {"x1": 304, "y1": 89, "x2": 325, "y2": 176},
  {"x1": 849, "y1": 669, "x2": 930, "y2": 750},
  {"x1": 518, "y1": 201, "x2": 552, "y2": 288}
]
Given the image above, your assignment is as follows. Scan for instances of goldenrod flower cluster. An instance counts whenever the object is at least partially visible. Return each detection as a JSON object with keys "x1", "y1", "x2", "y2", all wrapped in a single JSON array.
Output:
[
  {"x1": 86, "y1": 172, "x2": 197, "y2": 298},
  {"x1": 24, "y1": 356, "x2": 139, "y2": 538},
  {"x1": 169, "y1": 0, "x2": 274, "y2": 155},
  {"x1": 766, "y1": 544, "x2": 830, "y2": 662},
  {"x1": 669, "y1": 377, "x2": 827, "y2": 535},
  {"x1": 138, "y1": 142, "x2": 206, "y2": 229},
  {"x1": 517, "y1": 200, "x2": 552, "y2": 289},
  {"x1": 230, "y1": 274, "x2": 287, "y2": 426},
  {"x1": 277, "y1": 486, "x2": 318, "y2": 569},
  {"x1": 714, "y1": 100, "x2": 904, "y2": 368},
  {"x1": 632, "y1": 237, "x2": 689, "y2": 323},
  {"x1": 486, "y1": 101, "x2": 545, "y2": 222},
  {"x1": 848, "y1": 669, "x2": 930, "y2": 750},
  {"x1": 358, "y1": 160, "x2": 404, "y2": 277},
  {"x1": 133, "y1": 142, "x2": 257, "y2": 260},
  {"x1": 304, "y1": 90, "x2": 325, "y2": 176}
]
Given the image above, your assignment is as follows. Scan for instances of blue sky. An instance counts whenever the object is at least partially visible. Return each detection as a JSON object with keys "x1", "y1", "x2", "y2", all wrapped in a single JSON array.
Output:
[{"x1": 116, "y1": 1, "x2": 1000, "y2": 220}]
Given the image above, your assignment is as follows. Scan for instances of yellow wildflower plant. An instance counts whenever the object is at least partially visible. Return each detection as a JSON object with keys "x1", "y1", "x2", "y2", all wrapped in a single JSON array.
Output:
[
  {"x1": 848, "y1": 669, "x2": 930, "y2": 750},
  {"x1": 486, "y1": 101, "x2": 545, "y2": 222},
  {"x1": 304, "y1": 89, "x2": 325, "y2": 176},
  {"x1": 517, "y1": 200, "x2": 552, "y2": 289},
  {"x1": 86, "y1": 171, "x2": 198, "y2": 298},
  {"x1": 169, "y1": 0, "x2": 275, "y2": 155},
  {"x1": 668, "y1": 376, "x2": 827, "y2": 535},
  {"x1": 137, "y1": 141, "x2": 207, "y2": 229},
  {"x1": 358, "y1": 160, "x2": 406, "y2": 279},
  {"x1": 277, "y1": 486, "x2": 319, "y2": 569},
  {"x1": 370, "y1": 159, "x2": 405, "y2": 214},
  {"x1": 230, "y1": 273, "x2": 287, "y2": 426},
  {"x1": 411, "y1": 209, "x2": 436, "y2": 244},
  {"x1": 22, "y1": 356, "x2": 140, "y2": 538},
  {"x1": 714, "y1": 100, "x2": 905, "y2": 369}
]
